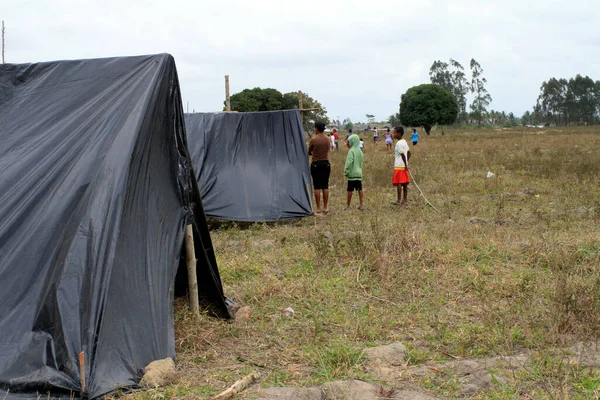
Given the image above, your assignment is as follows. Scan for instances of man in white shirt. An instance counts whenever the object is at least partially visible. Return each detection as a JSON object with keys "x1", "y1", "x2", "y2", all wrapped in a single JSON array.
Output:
[{"x1": 392, "y1": 126, "x2": 411, "y2": 205}]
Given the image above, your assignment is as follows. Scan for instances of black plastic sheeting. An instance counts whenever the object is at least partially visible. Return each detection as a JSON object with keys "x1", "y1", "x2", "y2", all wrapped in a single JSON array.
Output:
[
  {"x1": 0, "y1": 54, "x2": 230, "y2": 399},
  {"x1": 185, "y1": 111, "x2": 313, "y2": 222}
]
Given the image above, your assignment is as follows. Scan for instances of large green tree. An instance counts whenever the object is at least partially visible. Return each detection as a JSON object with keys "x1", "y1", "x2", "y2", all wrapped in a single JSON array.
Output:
[
  {"x1": 399, "y1": 84, "x2": 458, "y2": 135},
  {"x1": 469, "y1": 59, "x2": 492, "y2": 127},
  {"x1": 283, "y1": 91, "x2": 329, "y2": 131},
  {"x1": 229, "y1": 87, "x2": 284, "y2": 112},
  {"x1": 228, "y1": 88, "x2": 329, "y2": 131},
  {"x1": 429, "y1": 58, "x2": 469, "y2": 123}
]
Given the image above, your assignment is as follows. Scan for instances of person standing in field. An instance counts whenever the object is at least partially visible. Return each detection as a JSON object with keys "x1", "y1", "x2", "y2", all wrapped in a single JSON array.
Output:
[
  {"x1": 412, "y1": 128, "x2": 419, "y2": 146},
  {"x1": 333, "y1": 129, "x2": 339, "y2": 150},
  {"x1": 359, "y1": 137, "x2": 365, "y2": 152},
  {"x1": 330, "y1": 133, "x2": 336, "y2": 151},
  {"x1": 392, "y1": 126, "x2": 411, "y2": 206},
  {"x1": 308, "y1": 121, "x2": 331, "y2": 213},
  {"x1": 373, "y1": 126, "x2": 379, "y2": 145},
  {"x1": 344, "y1": 135, "x2": 364, "y2": 210},
  {"x1": 345, "y1": 129, "x2": 353, "y2": 148},
  {"x1": 384, "y1": 128, "x2": 393, "y2": 151}
]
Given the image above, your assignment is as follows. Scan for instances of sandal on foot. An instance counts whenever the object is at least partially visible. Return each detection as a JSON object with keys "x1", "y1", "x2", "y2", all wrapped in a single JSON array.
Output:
[{"x1": 357, "y1": 206, "x2": 364, "y2": 211}]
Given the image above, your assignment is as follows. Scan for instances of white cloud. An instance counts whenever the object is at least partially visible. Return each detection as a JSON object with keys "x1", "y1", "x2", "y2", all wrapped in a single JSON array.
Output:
[{"x1": 3, "y1": 0, "x2": 599, "y2": 122}]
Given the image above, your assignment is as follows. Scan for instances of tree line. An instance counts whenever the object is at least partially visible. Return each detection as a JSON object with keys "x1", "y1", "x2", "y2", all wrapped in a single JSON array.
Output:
[
  {"x1": 529, "y1": 75, "x2": 600, "y2": 126},
  {"x1": 389, "y1": 58, "x2": 600, "y2": 132}
]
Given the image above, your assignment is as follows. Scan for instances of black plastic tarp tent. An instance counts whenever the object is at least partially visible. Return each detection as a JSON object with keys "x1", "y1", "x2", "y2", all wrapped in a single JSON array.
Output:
[
  {"x1": 185, "y1": 110, "x2": 313, "y2": 222},
  {"x1": 0, "y1": 54, "x2": 229, "y2": 399}
]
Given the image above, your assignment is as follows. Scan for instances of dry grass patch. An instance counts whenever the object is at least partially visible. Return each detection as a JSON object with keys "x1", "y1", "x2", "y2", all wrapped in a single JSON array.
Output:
[{"x1": 128, "y1": 127, "x2": 600, "y2": 399}]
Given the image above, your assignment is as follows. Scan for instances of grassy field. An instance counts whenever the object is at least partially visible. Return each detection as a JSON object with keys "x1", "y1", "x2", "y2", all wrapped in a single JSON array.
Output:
[{"x1": 133, "y1": 127, "x2": 600, "y2": 399}]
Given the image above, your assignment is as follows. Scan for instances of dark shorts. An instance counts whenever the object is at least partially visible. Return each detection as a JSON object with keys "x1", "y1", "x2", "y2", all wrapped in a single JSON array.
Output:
[
  {"x1": 347, "y1": 180, "x2": 363, "y2": 192},
  {"x1": 413, "y1": 141, "x2": 418, "y2": 146},
  {"x1": 311, "y1": 160, "x2": 331, "y2": 190}
]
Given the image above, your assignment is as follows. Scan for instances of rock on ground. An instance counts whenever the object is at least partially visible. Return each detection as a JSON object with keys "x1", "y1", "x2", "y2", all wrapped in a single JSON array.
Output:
[
  {"x1": 139, "y1": 358, "x2": 177, "y2": 387},
  {"x1": 257, "y1": 386, "x2": 323, "y2": 400},
  {"x1": 235, "y1": 306, "x2": 250, "y2": 322},
  {"x1": 257, "y1": 380, "x2": 436, "y2": 400},
  {"x1": 364, "y1": 342, "x2": 407, "y2": 366}
]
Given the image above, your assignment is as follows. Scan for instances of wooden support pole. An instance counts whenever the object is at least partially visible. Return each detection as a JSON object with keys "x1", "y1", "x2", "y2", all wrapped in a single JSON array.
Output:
[
  {"x1": 79, "y1": 351, "x2": 86, "y2": 394},
  {"x1": 225, "y1": 75, "x2": 231, "y2": 112},
  {"x1": 305, "y1": 183, "x2": 317, "y2": 226},
  {"x1": 2, "y1": 21, "x2": 5, "y2": 64},
  {"x1": 185, "y1": 224, "x2": 200, "y2": 316},
  {"x1": 297, "y1": 90, "x2": 303, "y2": 110}
]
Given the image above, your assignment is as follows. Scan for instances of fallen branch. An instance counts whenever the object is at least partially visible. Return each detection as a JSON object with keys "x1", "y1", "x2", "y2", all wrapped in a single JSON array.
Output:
[{"x1": 211, "y1": 372, "x2": 260, "y2": 400}]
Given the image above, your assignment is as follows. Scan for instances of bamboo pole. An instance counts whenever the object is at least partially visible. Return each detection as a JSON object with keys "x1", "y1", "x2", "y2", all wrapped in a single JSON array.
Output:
[
  {"x1": 211, "y1": 372, "x2": 260, "y2": 400},
  {"x1": 79, "y1": 352, "x2": 86, "y2": 394},
  {"x1": 185, "y1": 224, "x2": 200, "y2": 316},
  {"x1": 225, "y1": 75, "x2": 231, "y2": 112}
]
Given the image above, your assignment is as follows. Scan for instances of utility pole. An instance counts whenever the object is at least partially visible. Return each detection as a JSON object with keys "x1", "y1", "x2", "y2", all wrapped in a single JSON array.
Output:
[{"x1": 2, "y1": 21, "x2": 5, "y2": 64}]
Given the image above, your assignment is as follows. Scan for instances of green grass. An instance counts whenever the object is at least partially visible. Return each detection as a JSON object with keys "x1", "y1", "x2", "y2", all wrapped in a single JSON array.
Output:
[{"x1": 126, "y1": 126, "x2": 600, "y2": 399}]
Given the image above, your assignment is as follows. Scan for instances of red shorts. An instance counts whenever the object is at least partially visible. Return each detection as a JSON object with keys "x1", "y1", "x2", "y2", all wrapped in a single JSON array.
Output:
[{"x1": 392, "y1": 169, "x2": 410, "y2": 186}]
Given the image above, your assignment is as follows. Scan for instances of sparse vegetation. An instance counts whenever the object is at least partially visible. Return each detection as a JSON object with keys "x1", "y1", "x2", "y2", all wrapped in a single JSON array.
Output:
[{"x1": 127, "y1": 126, "x2": 599, "y2": 399}]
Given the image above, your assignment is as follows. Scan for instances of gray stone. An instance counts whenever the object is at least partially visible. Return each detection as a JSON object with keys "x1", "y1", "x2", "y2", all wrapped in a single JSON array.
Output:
[
  {"x1": 257, "y1": 386, "x2": 323, "y2": 400},
  {"x1": 364, "y1": 342, "x2": 407, "y2": 366},
  {"x1": 569, "y1": 342, "x2": 600, "y2": 367},
  {"x1": 322, "y1": 380, "x2": 379, "y2": 400},
  {"x1": 324, "y1": 231, "x2": 334, "y2": 240}
]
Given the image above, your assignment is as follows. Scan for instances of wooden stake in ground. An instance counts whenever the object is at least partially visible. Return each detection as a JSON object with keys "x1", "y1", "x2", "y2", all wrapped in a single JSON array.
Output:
[
  {"x1": 79, "y1": 351, "x2": 86, "y2": 394},
  {"x1": 305, "y1": 182, "x2": 317, "y2": 227},
  {"x1": 2, "y1": 21, "x2": 5, "y2": 64},
  {"x1": 211, "y1": 372, "x2": 260, "y2": 400},
  {"x1": 225, "y1": 75, "x2": 231, "y2": 112},
  {"x1": 184, "y1": 224, "x2": 199, "y2": 316}
]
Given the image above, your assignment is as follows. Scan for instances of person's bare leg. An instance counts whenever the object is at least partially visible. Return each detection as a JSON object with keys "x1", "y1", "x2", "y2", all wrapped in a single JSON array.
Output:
[
  {"x1": 323, "y1": 189, "x2": 330, "y2": 212},
  {"x1": 401, "y1": 184, "x2": 408, "y2": 204},
  {"x1": 315, "y1": 190, "x2": 322, "y2": 212},
  {"x1": 396, "y1": 185, "x2": 402, "y2": 203},
  {"x1": 346, "y1": 191, "x2": 352, "y2": 209},
  {"x1": 358, "y1": 190, "x2": 364, "y2": 209}
]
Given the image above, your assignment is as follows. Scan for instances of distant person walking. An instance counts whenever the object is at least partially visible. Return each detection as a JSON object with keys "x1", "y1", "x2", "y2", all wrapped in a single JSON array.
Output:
[
  {"x1": 308, "y1": 121, "x2": 331, "y2": 213},
  {"x1": 384, "y1": 128, "x2": 393, "y2": 150},
  {"x1": 344, "y1": 135, "x2": 364, "y2": 210},
  {"x1": 330, "y1": 133, "x2": 336, "y2": 151},
  {"x1": 392, "y1": 126, "x2": 411, "y2": 206},
  {"x1": 412, "y1": 128, "x2": 419, "y2": 146},
  {"x1": 373, "y1": 126, "x2": 379, "y2": 144}
]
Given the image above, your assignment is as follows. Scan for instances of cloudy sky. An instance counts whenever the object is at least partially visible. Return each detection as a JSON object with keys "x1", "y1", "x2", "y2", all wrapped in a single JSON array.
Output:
[{"x1": 3, "y1": 0, "x2": 599, "y2": 122}]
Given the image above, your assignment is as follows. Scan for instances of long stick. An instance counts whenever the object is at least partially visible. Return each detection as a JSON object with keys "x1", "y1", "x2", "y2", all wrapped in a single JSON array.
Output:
[
  {"x1": 185, "y1": 224, "x2": 200, "y2": 316},
  {"x1": 211, "y1": 372, "x2": 260, "y2": 400},
  {"x1": 79, "y1": 352, "x2": 86, "y2": 394},
  {"x1": 408, "y1": 169, "x2": 441, "y2": 214}
]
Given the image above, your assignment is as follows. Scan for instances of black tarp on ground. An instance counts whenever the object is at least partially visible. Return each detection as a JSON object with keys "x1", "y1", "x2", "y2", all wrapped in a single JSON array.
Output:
[
  {"x1": 185, "y1": 111, "x2": 313, "y2": 222},
  {"x1": 0, "y1": 54, "x2": 230, "y2": 399}
]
